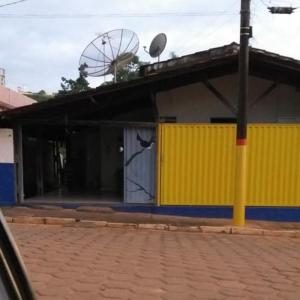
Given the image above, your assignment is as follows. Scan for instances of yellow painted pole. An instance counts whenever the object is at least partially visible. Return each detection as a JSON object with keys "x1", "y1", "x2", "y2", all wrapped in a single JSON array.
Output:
[
  {"x1": 156, "y1": 124, "x2": 162, "y2": 206},
  {"x1": 234, "y1": 141, "x2": 247, "y2": 226}
]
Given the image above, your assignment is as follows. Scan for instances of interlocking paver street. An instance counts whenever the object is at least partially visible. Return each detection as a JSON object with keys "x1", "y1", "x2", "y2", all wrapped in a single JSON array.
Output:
[{"x1": 9, "y1": 223, "x2": 300, "y2": 300}]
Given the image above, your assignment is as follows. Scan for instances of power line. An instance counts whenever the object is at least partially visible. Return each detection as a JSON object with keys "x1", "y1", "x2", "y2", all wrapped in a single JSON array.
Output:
[
  {"x1": 0, "y1": 11, "x2": 238, "y2": 19},
  {"x1": 176, "y1": 0, "x2": 240, "y2": 54},
  {"x1": 259, "y1": 0, "x2": 269, "y2": 6},
  {"x1": 178, "y1": 15, "x2": 239, "y2": 54},
  {"x1": 0, "y1": 0, "x2": 27, "y2": 8},
  {"x1": 259, "y1": 0, "x2": 299, "y2": 6}
]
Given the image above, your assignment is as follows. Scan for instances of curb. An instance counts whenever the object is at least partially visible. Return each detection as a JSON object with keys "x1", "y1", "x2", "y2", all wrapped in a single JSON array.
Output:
[
  {"x1": 45, "y1": 217, "x2": 76, "y2": 225},
  {"x1": 5, "y1": 216, "x2": 300, "y2": 238}
]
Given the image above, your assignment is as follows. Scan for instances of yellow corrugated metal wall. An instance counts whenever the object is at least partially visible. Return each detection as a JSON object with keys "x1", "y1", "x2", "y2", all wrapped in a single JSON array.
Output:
[
  {"x1": 247, "y1": 125, "x2": 300, "y2": 206},
  {"x1": 158, "y1": 124, "x2": 236, "y2": 205},
  {"x1": 158, "y1": 124, "x2": 300, "y2": 207}
]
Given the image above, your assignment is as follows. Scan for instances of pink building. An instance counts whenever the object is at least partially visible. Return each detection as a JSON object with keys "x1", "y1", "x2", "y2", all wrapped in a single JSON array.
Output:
[{"x1": 0, "y1": 85, "x2": 36, "y2": 111}]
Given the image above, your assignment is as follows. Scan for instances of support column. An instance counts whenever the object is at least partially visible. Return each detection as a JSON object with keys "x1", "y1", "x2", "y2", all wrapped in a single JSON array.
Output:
[
  {"x1": 36, "y1": 137, "x2": 44, "y2": 196},
  {"x1": 15, "y1": 125, "x2": 24, "y2": 203}
]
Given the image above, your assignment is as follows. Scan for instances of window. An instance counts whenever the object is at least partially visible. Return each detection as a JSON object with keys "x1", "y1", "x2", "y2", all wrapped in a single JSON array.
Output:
[
  {"x1": 159, "y1": 116, "x2": 177, "y2": 123},
  {"x1": 210, "y1": 118, "x2": 236, "y2": 124}
]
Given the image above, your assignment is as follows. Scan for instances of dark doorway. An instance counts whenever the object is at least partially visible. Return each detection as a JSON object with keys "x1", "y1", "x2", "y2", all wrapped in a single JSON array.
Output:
[{"x1": 23, "y1": 126, "x2": 124, "y2": 203}]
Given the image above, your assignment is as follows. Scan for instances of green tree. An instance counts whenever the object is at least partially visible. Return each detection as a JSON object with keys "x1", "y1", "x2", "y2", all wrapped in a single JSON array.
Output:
[
  {"x1": 115, "y1": 55, "x2": 148, "y2": 83},
  {"x1": 25, "y1": 90, "x2": 53, "y2": 102},
  {"x1": 169, "y1": 51, "x2": 178, "y2": 59},
  {"x1": 57, "y1": 64, "x2": 91, "y2": 97},
  {"x1": 56, "y1": 56, "x2": 148, "y2": 94}
]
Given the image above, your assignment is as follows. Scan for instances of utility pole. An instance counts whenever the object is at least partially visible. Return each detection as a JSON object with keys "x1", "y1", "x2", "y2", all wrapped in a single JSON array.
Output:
[{"x1": 233, "y1": 0, "x2": 251, "y2": 226}]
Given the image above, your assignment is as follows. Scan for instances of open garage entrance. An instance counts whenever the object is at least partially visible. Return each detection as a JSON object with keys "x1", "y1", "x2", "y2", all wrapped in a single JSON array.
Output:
[{"x1": 22, "y1": 123, "x2": 156, "y2": 205}]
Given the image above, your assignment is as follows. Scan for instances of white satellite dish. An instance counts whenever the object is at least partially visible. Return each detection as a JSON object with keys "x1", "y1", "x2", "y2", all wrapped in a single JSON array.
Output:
[
  {"x1": 79, "y1": 29, "x2": 139, "y2": 82},
  {"x1": 149, "y1": 33, "x2": 167, "y2": 62}
]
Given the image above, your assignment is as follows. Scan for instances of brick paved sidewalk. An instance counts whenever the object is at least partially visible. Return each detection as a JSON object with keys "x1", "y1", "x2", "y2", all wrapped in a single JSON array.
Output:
[{"x1": 9, "y1": 224, "x2": 300, "y2": 300}]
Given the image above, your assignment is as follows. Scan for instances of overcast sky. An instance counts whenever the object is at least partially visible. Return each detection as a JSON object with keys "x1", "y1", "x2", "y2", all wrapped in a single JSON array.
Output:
[{"x1": 1, "y1": 0, "x2": 300, "y2": 93}]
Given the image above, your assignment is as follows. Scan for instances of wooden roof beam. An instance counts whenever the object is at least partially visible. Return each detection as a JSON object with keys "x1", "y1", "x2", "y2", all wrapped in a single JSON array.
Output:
[
  {"x1": 250, "y1": 82, "x2": 278, "y2": 109},
  {"x1": 202, "y1": 80, "x2": 237, "y2": 115}
]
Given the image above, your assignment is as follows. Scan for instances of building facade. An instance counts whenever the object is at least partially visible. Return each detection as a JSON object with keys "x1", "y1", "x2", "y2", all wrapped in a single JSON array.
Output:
[{"x1": 0, "y1": 43, "x2": 299, "y2": 221}]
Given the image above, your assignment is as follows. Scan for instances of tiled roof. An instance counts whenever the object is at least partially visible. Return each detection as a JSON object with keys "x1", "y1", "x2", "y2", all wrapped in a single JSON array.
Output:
[
  {"x1": 0, "y1": 85, "x2": 36, "y2": 110},
  {"x1": 141, "y1": 42, "x2": 300, "y2": 75}
]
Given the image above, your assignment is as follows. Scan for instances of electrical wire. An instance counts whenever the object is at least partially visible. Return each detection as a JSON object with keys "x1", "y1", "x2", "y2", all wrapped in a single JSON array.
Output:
[
  {"x1": 0, "y1": 0, "x2": 27, "y2": 8},
  {"x1": 259, "y1": 0, "x2": 299, "y2": 6},
  {"x1": 199, "y1": 15, "x2": 239, "y2": 44},
  {"x1": 0, "y1": 11, "x2": 238, "y2": 19},
  {"x1": 259, "y1": 0, "x2": 270, "y2": 6},
  {"x1": 252, "y1": 4, "x2": 300, "y2": 51},
  {"x1": 176, "y1": 0, "x2": 240, "y2": 55}
]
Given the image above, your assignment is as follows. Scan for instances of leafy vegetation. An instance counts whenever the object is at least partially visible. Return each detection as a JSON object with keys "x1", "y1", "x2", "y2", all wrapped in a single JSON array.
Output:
[
  {"x1": 25, "y1": 90, "x2": 53, "y2": 102},
  {"x1": 56, "y1": 64, "x2": 91, "y2": 97},
  {"x1": 49, "y1": 55, "x2": 149, "y2": 98},
  {"x1": 115, "y1": 55, "x2": 148, "y2": 82}
]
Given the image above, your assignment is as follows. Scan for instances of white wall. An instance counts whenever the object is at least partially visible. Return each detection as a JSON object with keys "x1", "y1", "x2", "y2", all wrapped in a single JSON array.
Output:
[
  {"x1": 156, "y1": 74, "x2": 300, "y2": 123},
  {"x1": 0, "y1": 129, "x2": 14, "y2": 163}
]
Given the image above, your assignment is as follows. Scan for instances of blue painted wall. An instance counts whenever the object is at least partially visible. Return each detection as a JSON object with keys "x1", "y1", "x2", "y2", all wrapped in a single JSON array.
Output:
[
  {"x1": 113, "y1": 205, "x2": 300, "y2": 222},
  {"x1": 28, "y1": 202, "x2": 300, "y2": 222},
  {"x1": 0, "y1": 163, "x2": 16, "y2": 206}
]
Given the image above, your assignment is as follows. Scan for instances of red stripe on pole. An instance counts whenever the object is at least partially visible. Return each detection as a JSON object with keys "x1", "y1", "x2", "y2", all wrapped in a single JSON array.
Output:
[{"x1": 237, "y1": 139, "x2": 247, "y2": 145}]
